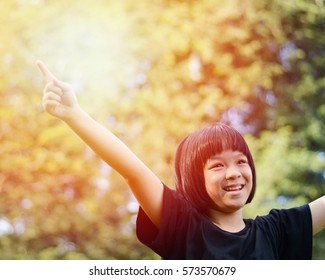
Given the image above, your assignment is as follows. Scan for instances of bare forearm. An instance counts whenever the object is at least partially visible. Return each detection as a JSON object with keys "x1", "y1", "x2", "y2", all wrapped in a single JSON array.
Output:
[
  {"x1": 309, "y1": 195, "x2": 325, "y2": 235},
  {"x1": 65, "y1": 107, "x2": 164, "y2": 226},
  {"x1": 66, "y1": 107, "x2": 147, "y2": 181}
]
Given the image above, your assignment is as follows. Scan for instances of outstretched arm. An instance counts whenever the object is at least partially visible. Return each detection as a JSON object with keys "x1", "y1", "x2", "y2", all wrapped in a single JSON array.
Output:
[
  {"x1": 309, "y1": 195, "x2": 325, "y2": 235},
  {"x1": 36, "y1": 60, "x2": 164, "y2": 228}
]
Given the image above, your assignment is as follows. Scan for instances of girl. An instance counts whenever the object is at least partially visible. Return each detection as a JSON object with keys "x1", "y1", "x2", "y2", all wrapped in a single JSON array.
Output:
[{"x1": 37, "y1": 60, "x2": 325, "y2": 259}]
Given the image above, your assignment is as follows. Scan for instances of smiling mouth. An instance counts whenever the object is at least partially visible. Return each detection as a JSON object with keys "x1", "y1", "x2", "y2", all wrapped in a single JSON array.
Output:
[{"x1": 223, "y1": 184, "x2": 244, "y2": 192}]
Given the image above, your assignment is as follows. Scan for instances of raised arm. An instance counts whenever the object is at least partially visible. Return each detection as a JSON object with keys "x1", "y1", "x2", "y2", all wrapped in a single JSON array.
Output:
[
  {"x1": 36, "y1": 60, "x2": 164, "y2": 228},
  {"x1": 309, "y1": 195, "x2": 325, "y2": 235}
]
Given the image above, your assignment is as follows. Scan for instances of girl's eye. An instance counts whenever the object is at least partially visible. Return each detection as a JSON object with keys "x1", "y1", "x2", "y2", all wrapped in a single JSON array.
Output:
[
  {"x1": 211, "y1": 163, "x2": 223, "y2": 169},
  {"x1": 238, "y1": 159, "x2": 248, "y2": 164}
]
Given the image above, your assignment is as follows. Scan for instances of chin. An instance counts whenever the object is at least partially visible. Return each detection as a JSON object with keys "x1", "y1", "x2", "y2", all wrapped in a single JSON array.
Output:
[
  {"x1": 224, "y1": 201, "x2": 247, "y2": 212},
  {"x1": 210, "y1": 202, "x2": 244, "y2": 213}
]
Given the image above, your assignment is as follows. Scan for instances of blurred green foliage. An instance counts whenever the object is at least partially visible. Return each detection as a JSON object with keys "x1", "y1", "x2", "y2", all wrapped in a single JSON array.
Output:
[{"x1": 0, "y1": 0, "x2": 324, "y2": 259}]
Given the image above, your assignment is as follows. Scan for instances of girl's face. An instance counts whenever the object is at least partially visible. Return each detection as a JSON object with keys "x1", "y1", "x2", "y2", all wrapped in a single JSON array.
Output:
[{"x1": 203, "y1": 149, "x2": 253, "y2": 213}]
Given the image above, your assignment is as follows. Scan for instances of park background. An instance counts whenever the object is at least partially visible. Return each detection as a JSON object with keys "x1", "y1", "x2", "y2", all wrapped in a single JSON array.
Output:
[{"x1": 0, "y1": 0, "x2": 325, "y2": 259}]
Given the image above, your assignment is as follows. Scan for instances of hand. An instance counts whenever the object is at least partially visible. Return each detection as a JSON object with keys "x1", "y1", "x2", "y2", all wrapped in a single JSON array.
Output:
[{"x1": 36, "y1": 60, "x2": 79, "y2": 121}]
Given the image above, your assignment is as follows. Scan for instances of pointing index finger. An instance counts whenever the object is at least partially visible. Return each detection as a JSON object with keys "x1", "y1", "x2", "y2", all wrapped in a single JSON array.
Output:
[{"x1": 36, "y1": 60, "x2": 56, "y2": 82}]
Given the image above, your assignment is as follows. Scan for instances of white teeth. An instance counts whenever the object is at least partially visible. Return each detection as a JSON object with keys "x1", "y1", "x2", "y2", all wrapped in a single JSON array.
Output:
[{"x1": 224, "y1": 185, "x2": 243, "y2": 192}]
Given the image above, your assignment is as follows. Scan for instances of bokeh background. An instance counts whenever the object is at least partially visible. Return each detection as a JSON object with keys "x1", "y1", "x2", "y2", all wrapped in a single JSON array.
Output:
[{"x1": 1, "y1": 0, "x2": 325, "y2": 259}]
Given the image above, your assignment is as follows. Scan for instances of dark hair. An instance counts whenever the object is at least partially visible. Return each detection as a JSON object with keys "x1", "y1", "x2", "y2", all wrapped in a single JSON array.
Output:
[{"x1": 174, "y1": 122, "x2": 256, "y2": 215}]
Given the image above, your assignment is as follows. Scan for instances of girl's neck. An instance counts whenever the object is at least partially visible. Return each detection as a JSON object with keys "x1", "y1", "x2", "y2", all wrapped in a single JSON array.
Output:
[{"x1": 208, "y1": 208, "x2": 245, "y2": 233}]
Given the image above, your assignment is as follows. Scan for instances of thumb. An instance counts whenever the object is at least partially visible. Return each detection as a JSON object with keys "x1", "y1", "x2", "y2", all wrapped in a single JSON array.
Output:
[{"x1": 36, "y1": 60, "x2": 57, "y2": 83}]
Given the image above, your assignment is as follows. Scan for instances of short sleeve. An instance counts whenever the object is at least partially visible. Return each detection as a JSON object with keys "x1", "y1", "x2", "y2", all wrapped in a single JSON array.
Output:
[
  {"x1": 257, "y1": 205, "x2": 313, "y2": 259},
  {"x1": 136, "y1": 184, "x2": 197, "y2": 259}
]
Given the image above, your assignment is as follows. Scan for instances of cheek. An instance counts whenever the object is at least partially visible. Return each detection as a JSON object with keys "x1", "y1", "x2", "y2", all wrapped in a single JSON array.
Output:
[
  {"x1": 204, "y1": 171, "x2": 224, "y2": 191},
  {"x1": 242, "y1": 166, "x2": 253, "y2": 179}
]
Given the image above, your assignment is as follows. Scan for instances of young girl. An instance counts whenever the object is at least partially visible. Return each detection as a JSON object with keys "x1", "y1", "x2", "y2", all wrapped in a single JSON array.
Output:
[{"x1": 37, "y1": 60, "x2": 325, "y2": 260}]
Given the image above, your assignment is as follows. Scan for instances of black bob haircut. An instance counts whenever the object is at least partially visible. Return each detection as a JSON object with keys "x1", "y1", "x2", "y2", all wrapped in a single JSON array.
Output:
[{"x1": 174, "y1": 122, "x2": 256, "y2": 216}]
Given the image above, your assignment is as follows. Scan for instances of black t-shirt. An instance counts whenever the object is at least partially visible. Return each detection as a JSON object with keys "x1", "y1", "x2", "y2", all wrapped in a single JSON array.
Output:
[{"x1": 136, "y1": 185, "x2": 313, "y2": 260}]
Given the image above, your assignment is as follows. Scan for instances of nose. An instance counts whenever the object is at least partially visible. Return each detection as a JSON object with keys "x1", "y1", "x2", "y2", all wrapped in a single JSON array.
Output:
[{"x1": 225, "y1": 165, "x2": 241, "y2": 180}]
